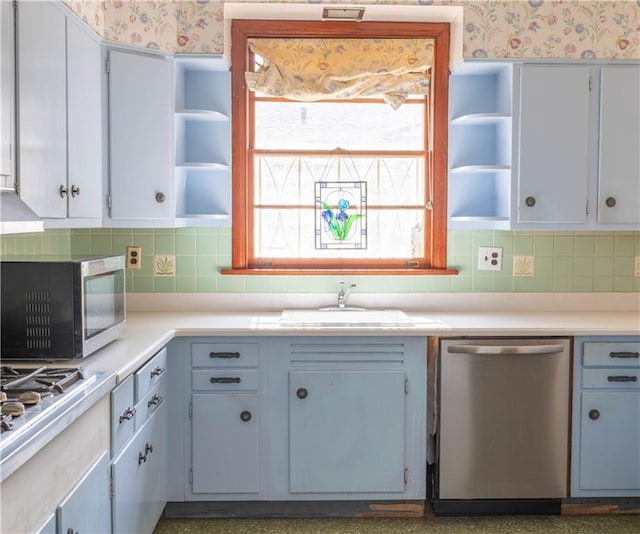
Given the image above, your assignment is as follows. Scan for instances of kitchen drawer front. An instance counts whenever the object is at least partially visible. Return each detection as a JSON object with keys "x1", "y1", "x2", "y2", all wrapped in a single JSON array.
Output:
[
  {"x1": 583, "y1": 342, "x2": 640, "y2": 368},
  {"x1": 192, "y1": 369, "x2": 259, "y2": 391},
  {"x1": 135, "y1": 347, "x2": 168, "y2": 402},
  {"x1": 135, "y1": 376, "x2": 168, "y2": 431},
  {"x1": 582, "y1": 368, "x2": 640, "y2": 389},
  {"x1": 111, "y1": 375, "x2": 135, "y2": 457},
  {"x1": 192, "y1": 342, "x2": 259, "y2": 368}
]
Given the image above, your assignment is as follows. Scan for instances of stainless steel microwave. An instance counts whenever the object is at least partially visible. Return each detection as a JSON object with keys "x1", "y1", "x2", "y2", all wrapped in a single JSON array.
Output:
[{"x1": 1, "y1": 255, "x2": 126, "y2": 360}]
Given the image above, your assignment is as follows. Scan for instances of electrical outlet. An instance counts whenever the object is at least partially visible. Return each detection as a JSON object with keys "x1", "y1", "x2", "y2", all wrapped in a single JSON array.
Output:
[
  {"x1": 126, "y1": 246, "x2": 142, "y2": 269},
  {"x1": 478, "y1": 247, "x2": 503, "y2": 271}
]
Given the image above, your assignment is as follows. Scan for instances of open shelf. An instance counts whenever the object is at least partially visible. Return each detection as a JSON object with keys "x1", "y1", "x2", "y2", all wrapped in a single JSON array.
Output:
[
  {"x1": 173, "y1": 55, "x2": 231, "y2": 227},
  {"x1": 448, "y1": 61, "x2": 514, "y2": 229}
]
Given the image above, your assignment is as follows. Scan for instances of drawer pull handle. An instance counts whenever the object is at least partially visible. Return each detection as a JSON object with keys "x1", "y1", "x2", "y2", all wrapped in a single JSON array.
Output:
[
  {"x1": 138, "y1": 451, "x2": 147, "y2": 465},
  {"x1": 210, "y1": 377, "x2": 241, "y2": 384},
  {"x1": 119, "y1": 407, "x2": 136, "y2": 424},
  {"x1": 209, "y1": 352, "x2": 241, "y2": 359},
  {"x1": 607, "y1": 375, "x2": 638, "y2": 383},
  {"x1": 145, "y1": 442, "x2": 154, "y2": 455},
  {"x1": 147, "y1": 394, "x2": 163, "y2": 408},
  {"x1": 150, "y1": 366, "x2": 165, "y2": 377},
  {"x1": 296, "y1": 387, "x2": 308, "y2": 400},
  {"x1": 588, "y1": 409, "x2": 600, "y2": 420},
  {"x1": 609, "y1": 351, "x2": 639, "y2": 359},
  {"x1": 240, "y1": 410, "x2": 252, "y2": 422}
]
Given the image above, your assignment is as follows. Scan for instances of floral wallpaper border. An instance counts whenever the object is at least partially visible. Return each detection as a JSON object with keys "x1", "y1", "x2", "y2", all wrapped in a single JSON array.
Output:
[{"x1": 62, "y1": 1, "x2": 639, "y2": 60}]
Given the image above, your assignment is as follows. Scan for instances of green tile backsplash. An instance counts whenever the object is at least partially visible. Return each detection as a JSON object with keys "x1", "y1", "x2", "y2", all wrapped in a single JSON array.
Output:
[{"x1": 1, "y1": 228, "x2": 639, "y2": 293}]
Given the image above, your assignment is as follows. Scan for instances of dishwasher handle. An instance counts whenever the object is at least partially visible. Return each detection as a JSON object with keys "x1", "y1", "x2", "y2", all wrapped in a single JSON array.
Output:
[{"x1": 447, "y1": 344, "x2": 566, "y2": 355}]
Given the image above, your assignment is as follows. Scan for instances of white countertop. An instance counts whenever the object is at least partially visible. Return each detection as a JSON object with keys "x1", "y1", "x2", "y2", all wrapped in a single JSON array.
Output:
[{"x1": 81, "y1": 309, "x2": 640, "y2": 383}]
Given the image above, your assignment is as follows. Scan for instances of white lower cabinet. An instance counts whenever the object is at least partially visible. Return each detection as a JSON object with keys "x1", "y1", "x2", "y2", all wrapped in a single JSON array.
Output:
[
  {"x1": 571, "y1": 337, "x2": 640, "y2": 497},
  {"x1": 111, "y1": 348, "x2": 168, "y2": 533},
  {"x1": 191, "y1": 393, "x2": 260, "y2": 494},
  {"x1": 170, "y1": 336, "x2": 427, "y2": 508},
  {"x1": 111, "y1": 401, "x2": 167, "y2": 533},
  {"x1": 58, "y1": 451, "x2": 111, "y2": 534}
]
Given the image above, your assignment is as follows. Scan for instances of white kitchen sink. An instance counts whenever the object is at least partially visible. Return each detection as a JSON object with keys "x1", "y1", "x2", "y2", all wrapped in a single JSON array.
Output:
[{"x1": 279, "y1": 308, "x2": 415, "y2": 326}]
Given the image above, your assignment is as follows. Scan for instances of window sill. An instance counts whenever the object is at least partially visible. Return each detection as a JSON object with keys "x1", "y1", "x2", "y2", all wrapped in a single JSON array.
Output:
[{"x1": 220, "y1": 268, "x2": 459, "y2": 276}]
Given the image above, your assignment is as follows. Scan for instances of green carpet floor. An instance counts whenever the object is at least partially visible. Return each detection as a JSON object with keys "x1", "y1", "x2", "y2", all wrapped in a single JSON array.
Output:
[{"x1": 154, "y1": 515, "x2": 640, "y2": 534}]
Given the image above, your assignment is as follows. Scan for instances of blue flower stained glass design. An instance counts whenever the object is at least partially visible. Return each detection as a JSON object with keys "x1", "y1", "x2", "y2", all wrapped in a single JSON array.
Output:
[{"x1": 315, "y1": 181, "x2": 367, "y2": 249}]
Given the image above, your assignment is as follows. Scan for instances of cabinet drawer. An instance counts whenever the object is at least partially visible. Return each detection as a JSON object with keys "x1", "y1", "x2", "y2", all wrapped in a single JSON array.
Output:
[
  {"x1": 135, "y1": 347, "x2": 168, "y2": 401},
  {"x1": 192, "y1": 369, "x2": 259, "y2": 391},
  {"x1": 192, "y1": 342, "x2": 258, "y2": 368},
  {"x1": 582, "y1": 368, "x2": 640, "y2": 389},
  {"x1": 135, "y1": 376, "x2": 167, "y2": 431},
  {"x1": 583, "y1": 342, "x2": 640, "y2": 368},
  {"x1": 111, "y1": 375, "x2": 135, "y2": 457}
]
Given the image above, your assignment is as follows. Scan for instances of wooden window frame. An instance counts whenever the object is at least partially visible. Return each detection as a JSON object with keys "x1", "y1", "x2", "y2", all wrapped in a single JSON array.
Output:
[{"x1": 225, "y1": 19, "x2": 456, "y2": 275}]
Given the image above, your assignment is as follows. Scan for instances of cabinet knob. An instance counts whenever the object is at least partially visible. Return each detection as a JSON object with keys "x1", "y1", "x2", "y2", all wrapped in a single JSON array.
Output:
[
  {"x1": 240, "y1": 410, "x2": 252, "y2": 422},
  {"x1": 70, "y1": 185, "x2": 80, "y2": 197},
  {"x1": 59, "y1": 185, "x2": 68, "y2": 198},
  {"x1": 67, "y1": 529, "x2": 76, "y2": 534},
  {"x1": 588, "y1": 409, "x2": 600, "y2": 420},
  {"x1": 525, "y1": 196, "x2": 536, "y2": 207},
  {"x1": 155, "y1": 192, "x2": 166, "y2": 203},
  {"x1": 605, "y1": 196, "x2": 616, "y2": 208},
  {"x1": 296, "y1": 387, "x2": 308, "y2": 400}
]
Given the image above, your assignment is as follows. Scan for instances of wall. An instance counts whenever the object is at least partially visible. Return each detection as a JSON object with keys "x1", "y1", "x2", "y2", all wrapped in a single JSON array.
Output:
[{"x1": 3, "y1": 1, "x2": 639, "y2": 294}]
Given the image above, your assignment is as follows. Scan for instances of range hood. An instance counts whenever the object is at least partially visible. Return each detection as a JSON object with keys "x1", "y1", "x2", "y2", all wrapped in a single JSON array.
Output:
[{"x1": 0, "y1": 187, "x2": 44, "y2": 234}]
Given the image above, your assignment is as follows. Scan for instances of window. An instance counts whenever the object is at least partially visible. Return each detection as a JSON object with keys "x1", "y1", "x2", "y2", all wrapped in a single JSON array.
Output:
[{"x1": 226, "y1": 20, "x2": 455, "y2": 275}]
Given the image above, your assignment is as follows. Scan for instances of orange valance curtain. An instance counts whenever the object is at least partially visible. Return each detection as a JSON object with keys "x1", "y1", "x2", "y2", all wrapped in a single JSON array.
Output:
[{"x1": 245, "y1": 37, "x2": 434, "y2": 109}]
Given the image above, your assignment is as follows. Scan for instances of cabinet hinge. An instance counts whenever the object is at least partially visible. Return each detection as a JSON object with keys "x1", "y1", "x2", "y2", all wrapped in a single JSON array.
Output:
[
  {"x1": 188, "y1": 401, "x2": 193, "y2": 418},
  {"x1": 105, "y1": 58, "x2": 110, "y2": 74},
  {"x1": 588, "y1": 76, "x2": 592, "y2": 92},
  {"x1": 405, "y1": 260, "x2": 420, "y2": 268},
  {"x1": 404, "y1": 378, "x2": 409, "y2": 395},
  {"x1": 189, "y1": 469, "x2": 193, "y2": 484},
  {"x1": 110, "y1": 473, "x2": 115, "y2": 499},
  {"x1": 12, "y1": 0, "x2": 17, "y2": 12},
  {"x1": 404, "y1": 468, "x2": 408, "y2": 488},
  {"x1": 259, "y1": 261, "x2": 273, "y2": 268},
  {"x1": 586, "y1": 200, "x2": 590, "y2": 216},
  {"x1": 106, "y1": 195, "x2": 112, "y2": 209}
]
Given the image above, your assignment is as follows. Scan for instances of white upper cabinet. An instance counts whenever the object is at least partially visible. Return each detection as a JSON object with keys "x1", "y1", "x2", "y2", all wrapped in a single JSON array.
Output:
[
  {"x1": 16, "y1": 1, "x2": 102, "y2": 225},
  {"x1": 597, "y1": 66, "x2": 640, "y2": 225},
  {"x1": 0, "y1": 1, "x2": 14, "y2": 183},
  {"x1": 107, "y1": 48, "x2": 173, "y2": 224},
  {"x1": 516, "y1": 65, "x2": 592, "y2": 225}
]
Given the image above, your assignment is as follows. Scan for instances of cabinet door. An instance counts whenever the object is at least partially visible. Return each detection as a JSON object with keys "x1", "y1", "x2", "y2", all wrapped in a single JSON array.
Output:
[
  {"x1": 16, "y1": 0, "x2": 67, "y2": 218},
  {"x1": 0, "y1": 1, "x2": 13, "y2": 181},
  {"x1": 598, "y1": 66, "x2": 640, "y2": 225},
  {"x1": 108, "y1": 49, "x2": 172, "y2": 220},
  {"x1": 58, "y1": 451, "x2": 111, "y2": 534},
  {"x1": 289, "y1": 370, "x2": 406, "y2": 493},
  {"x1": 191, "y1": 393, "x2": 259, "y2": 494},
  {"x1": 112, "y1": 402, "x2": 167, "y2": 534},
  {"x1": 66, "y1": 20, "x2": 102, "y2": 219},
  {"x1": 579, "y1": 391, "x2": 640, "y2": 491},
  {"x1": 517, "y1": 66, "x2": 591, "y2": 224}
]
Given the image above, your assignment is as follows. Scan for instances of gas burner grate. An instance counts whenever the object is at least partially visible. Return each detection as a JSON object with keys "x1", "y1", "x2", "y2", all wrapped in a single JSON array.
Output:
[{"x1": 0, "y1": 366, "x2": 85, "y2": 398}]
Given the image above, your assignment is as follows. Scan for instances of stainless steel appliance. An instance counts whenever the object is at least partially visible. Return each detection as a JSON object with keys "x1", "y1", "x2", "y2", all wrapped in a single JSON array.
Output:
[
  {"x1": 435, "y1": 337, "x2": 571, "y2": 515},
  {"x1": 0, "y1": 364, "x2": 109, "y2": 481},
  {"x1": 1, "y1": 255, "x2": 126, "y2": 359}
]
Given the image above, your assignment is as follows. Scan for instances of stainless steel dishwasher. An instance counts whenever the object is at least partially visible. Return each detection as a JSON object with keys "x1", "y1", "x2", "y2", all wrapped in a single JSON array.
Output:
[{"x1": 434, "y1": 338, "x2": 571, "y2": 515}]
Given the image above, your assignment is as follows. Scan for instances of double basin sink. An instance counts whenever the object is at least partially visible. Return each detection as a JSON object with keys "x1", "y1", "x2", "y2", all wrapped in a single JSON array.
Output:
[{"x1": 279, "y1": 308, "x2": 415, "y2": 326}]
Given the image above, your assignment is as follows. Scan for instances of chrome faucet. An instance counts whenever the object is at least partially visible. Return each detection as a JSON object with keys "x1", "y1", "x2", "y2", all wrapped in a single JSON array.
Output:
[{"x1": 337, "y1": 281, "x2": 356, "y2": 309}]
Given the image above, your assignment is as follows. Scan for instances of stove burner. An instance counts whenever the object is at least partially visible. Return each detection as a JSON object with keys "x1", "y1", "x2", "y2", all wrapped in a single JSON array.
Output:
[{"x1": 1, "y1": 366, "x2": 85, "y2": 398}]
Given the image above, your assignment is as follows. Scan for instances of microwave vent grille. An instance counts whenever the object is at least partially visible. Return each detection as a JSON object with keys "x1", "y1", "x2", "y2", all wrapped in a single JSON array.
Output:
[{"x1": 24, "y1": 290, "x2": 51, "y2": 350}]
